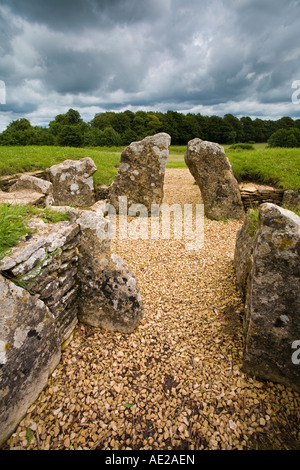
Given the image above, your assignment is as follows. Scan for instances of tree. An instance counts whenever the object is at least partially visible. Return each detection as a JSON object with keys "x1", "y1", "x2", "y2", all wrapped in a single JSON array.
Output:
[
  {"x1": 268, "y1": 128, "x2": 300, "y2": 148},
  {"x1": 223, "y1": 114, "x2": 244, "y2": 143},
  {"x1": 240, "y1": 116, "x2": 255, "y2": 142},
  {"x1": 111, "y1": 112, "x2": 131, "y2": 135},
  {"x1": 83, "y1": 127, "x2": 104, "y2": 147},
  {"x1": 65, "y1": 108, "x2": 82, "y2": 125},
  {"x1": 145, "y1": 113, "x2": 163, "y2": 136},
  {"x1": 97, "y1": 126, "x2": 122, "y2": 147},
  {"x1": 0, "y1": 118, "x2": 38, "y2": 145},
  {"x1": 57, "y1": 125, "x2": 84, "y2": 147},
  {"x1": 90, "y1": 112, "x2": 116, "y2": 131}
]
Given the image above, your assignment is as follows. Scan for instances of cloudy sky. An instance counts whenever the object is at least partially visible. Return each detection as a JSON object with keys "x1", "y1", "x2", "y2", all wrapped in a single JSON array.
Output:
[{"x1": 0, "y1": 0, "x2": 300, "y2": 131}]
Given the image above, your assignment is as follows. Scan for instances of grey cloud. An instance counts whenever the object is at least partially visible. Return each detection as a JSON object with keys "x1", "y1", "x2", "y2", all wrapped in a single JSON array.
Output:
[
  {"x1": 0, "y1": 0, "x2": 300, "y2": 130},
  {"x1": 1, "y1": 0, "x2": 171, "y2": 31}
]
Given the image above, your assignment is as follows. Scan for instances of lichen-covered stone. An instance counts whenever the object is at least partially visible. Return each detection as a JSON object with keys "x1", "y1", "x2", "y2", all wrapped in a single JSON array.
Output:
[
  {"x1": 5, "y1": 174, "x2": 54, "y2": 207},
  {"x1": 0, "y1": 275, "x2": 61, "y2": 447},
  {"x1": 185, "y1": 139, "x2": 244, "y2": 220},
  {"x1": 0, "y1": 189, "x2": 46, "y2": 207},
  {"x1": 234, "y1": 216, "x2": 255, "y2": 302},
  {"x1": 74, "y1": 210, "x2": 144, "y2": 333},
  {"x1": 10, "y1": 174, "x2": 53, "y2": 197},
  {"x1": 108, "y1": 133, "x2": 171, "y2": 213},
  {"x1": 0, "y1": 221, "x2": 80, "y2": 342},
  {"x1": 0, "y1": 208, "x2": 144, "y2": 446},
  {"x1": 243, "y1": 204, "x2": 300, "y2": 392},
  {"x1": 47, "y1": 157, "x2": 97, "y2": 207}
]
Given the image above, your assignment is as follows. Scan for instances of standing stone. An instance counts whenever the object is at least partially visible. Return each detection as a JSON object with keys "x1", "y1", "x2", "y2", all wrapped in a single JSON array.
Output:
[
  {"x1": 47, "y1": 157, "x2": 97, "y2": 207},
  {"x1": 234, "y1": 215, "x2": 255, "y2": 302},
  {"x1": 0, "y1": 275, "x2": 61, "y2": 447},
  {"x1": 73, "y1": 209, "x2": 144, "y2": 333},
  {"x1": 185, "y1": 139, "x2": 244, "y2": 220},
  {"x1": 108, "y1": 133, "x2": 171, "y2": 213},
  {"x1": 243, "y1": 203, "x2": 300, "y2": 392}
]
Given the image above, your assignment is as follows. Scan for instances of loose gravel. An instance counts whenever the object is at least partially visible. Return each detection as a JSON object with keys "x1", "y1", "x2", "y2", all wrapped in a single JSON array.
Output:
[{"x1": 5, "y1": 169, "x2": 300, "y2": 450}]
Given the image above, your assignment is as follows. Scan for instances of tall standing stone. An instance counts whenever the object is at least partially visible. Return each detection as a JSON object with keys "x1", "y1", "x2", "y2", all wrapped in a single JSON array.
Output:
[
  {"x1": 185, "y1": 139, "x2": 244, "y2": 220},
  {"x1": 0, "y1": 275, "x2": 61, "y2": 447},
  {"x1": 243, "y1": 203, "x2": 300, "y2": 392},
  {"x1": 108, "y1": 133, "x2": 171, "y2": 213},
  {"x1": 47, "y1": 157, "x2": 97, "y2": 207},
  {"x1": 72, "y1": 209, "x2": 144, "y2": 333}
]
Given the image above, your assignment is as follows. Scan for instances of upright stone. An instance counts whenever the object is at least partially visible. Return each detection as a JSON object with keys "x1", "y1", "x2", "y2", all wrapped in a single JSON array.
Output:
[
  {"x1": 47, "y1": 157, "x2": 97, "y2": 207},
  {"x1": 73, "y1": 209, "x2": 144, "y2": 333},
  {"x1": 108, "y1": 133, "x2": 171, "y2": 213},
  {"x1": 243, "y1": 203, "x2": 300, "y2": 392},
  {"x1": 185, "y1": 139, "x2": 244, "y2": 220},
  {"x1": 0, "y1": 275, "x2": 61, "y2": 447},
  {"x1": 234, "y1": 215, "x2": 255, "y2": 301}
]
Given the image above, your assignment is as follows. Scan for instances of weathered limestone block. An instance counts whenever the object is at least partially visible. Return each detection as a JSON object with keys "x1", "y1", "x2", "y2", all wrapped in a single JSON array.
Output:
[
  {"x1": 74, "y1": 210, "x2": 144, "y2": 333},
  {"x1": 0, "y1": 170, "x2": 47, "y2": 192},
  {"x1": 47, "y1": 157, "x2": 97, "y2": 207},
  {"x1": 109, "y1": 133, "x2": 171, "y2": 213},
  {"x1": 10, "y1": 174, "x2": 53, "y2": 197},
  {"x1": 0, "y1": 189, "x2": 46, "y2": 207},
  {"x1": 185, "y1": 139, "x2": 245, "y2": 220},
  {"x1": 282, "y1": 190, "x2": 300, "y2": 210},
  {"x1": 234, "y1": 216, "x2": 255, "y2": 302},
  {"x1": 243, "y1": 204, "x2": 300, "y2": 392},
  {"x1": 0, "y1": 275, "x2": 61, "y2": 447},
  {"x1": 4, "y1": 174, "x2": 54, "y2": 207}
]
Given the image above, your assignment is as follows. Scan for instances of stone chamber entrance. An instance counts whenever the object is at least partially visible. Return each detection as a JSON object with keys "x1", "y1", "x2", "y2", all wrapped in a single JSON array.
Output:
[{"x1": 3, "y1": 167, "x2": 300, "y2": 451}]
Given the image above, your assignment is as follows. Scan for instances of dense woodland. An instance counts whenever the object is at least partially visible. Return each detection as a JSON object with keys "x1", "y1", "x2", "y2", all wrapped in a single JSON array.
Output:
[{"x1": 1, "y1": 108, "x2": 300, "y2": 147}]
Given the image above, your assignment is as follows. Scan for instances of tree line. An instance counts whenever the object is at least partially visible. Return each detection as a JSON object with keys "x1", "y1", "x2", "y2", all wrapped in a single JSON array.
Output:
[{"x1": 1, "y1": 108, "x2": 300, "y2": 147}]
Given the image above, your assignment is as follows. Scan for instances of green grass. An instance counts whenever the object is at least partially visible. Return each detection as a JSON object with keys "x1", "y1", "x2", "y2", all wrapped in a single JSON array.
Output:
[
  {"x1": 168, "y1": 143, "x2": 300, "y2": 191},
  {"x1": 0, "y1": 204, "x2": 70, "y2": 259},
  {"x1": 0, "y1": 143, "x2": 299, "y2": 190},
  {"x1": 0, "y1": 146, "x2": 122, "y2": 186},
  {"x1": 227, "y1": 146, "x2": 300, "y2": 191}
]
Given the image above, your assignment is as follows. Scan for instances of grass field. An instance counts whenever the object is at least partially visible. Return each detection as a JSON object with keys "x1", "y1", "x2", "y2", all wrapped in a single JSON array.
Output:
[
  {"x1": 0, "y1": 204, "x2": 70, "y2": 259},
  {"x1": 0, "y1": 143, "x2": 299, "y2": 190}
]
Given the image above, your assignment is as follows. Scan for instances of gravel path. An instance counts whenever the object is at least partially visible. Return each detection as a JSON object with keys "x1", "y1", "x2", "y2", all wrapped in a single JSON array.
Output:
[{"x1": 5, "y1": 169, "x2": 300, "y2": 450}]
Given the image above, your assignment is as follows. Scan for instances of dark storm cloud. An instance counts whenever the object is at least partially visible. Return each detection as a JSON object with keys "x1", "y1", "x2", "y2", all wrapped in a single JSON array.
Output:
[
  {"x1": 0, "y1": 0, "x2": 300, "y2": 130},
  {"x1": 0, "y1": 0, "x2": 169, "y2": 31}
]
